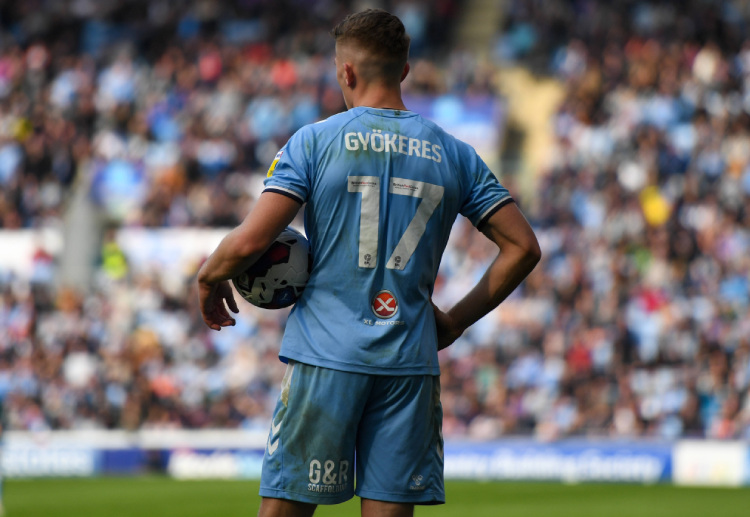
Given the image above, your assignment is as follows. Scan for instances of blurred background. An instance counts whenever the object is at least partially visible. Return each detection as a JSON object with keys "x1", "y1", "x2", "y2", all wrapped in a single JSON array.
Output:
[{"x1": 1, "y1": 0, "x2": 749, "y2": 487}]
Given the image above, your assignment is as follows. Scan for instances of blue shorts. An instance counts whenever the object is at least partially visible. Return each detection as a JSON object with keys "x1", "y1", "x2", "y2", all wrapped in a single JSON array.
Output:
[{"x1": 259, "y1": 361, "x2": 444, "y2": 505}]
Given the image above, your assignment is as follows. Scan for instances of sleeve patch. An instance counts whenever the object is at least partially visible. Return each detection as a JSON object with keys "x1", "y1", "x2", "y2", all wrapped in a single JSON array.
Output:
[{"x1": 266, "y1": 150, "x2": 284, "y2": 178}]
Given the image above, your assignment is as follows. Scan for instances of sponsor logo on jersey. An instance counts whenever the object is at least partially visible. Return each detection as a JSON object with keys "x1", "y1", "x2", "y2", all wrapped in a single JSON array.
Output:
[
  {"x1": 266, "y1": 150, "x2": 284, "y2": 178},
  {"x1": 372, "y1": 290, "x2": 398, "y2": 319}
]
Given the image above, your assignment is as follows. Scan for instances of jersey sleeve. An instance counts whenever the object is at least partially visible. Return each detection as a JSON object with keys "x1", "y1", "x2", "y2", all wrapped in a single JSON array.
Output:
[
  {"x1": 263, "y1": 126, "x2": 313, "y2": 204},
  {"x1": 458, "y1": 143, "x2": 514, "y2": 229}
]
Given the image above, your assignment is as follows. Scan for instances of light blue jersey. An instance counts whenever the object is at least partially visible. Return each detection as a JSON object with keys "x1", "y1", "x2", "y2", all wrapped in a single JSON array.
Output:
[{"x1": 264, "y1": 106, "x2": 512, "y2": 375}]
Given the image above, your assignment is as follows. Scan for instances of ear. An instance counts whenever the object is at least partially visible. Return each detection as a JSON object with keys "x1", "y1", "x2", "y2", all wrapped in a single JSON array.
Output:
[
  {"x1": 400, "y1": 62, "x2": 410, "y2": 83},
  {"x1": 344, "y1": 63, "x2": 356, "y2": 88}
]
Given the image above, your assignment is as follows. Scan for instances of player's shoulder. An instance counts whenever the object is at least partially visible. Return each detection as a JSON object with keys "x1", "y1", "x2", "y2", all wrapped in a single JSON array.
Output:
[
  {"x1": 410, "y1": 114, "x2": 446, "y2": 137},
  {"x1": 289, "y1": 110, "x2": 363, "y2": 147},
  {"x1": 306, "y1": 110, "x2": 362, "y2": 134},
  {"x1": 411, "y1": 114, "x2": 478, "y2": 163}
]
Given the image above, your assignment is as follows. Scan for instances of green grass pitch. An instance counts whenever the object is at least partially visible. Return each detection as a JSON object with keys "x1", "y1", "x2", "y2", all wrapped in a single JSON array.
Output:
[{"x1": 4, "y1": 477, "x2": 750, "y2": 517}]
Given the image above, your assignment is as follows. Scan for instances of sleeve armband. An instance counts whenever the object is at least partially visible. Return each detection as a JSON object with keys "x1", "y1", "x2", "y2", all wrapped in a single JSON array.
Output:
[{"x1": 476, "y1": 197, "x2": 515, "y2": 231}]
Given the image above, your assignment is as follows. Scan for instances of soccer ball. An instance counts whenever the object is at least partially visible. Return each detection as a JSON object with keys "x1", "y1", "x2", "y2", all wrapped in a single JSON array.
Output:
[{"x1": 231, "y1": 227, "x2": 312, "y2": 309}]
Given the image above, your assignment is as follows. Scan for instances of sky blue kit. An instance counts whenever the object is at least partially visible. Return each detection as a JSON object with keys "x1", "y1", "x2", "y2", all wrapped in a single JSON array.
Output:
[{"x1": 261, "y1": 106, "x2": 512, "y2": 504}]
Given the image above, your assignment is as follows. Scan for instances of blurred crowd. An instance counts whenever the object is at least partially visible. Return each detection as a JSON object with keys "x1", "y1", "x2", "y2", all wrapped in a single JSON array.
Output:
[
  {"x1": 2, "y1": 0, "x2": 750, "y2": 441},
  {"x1": 436, "y1": 0, "x2": 750, "y2": 440},
  {"x1": 0, "y1": 0, "x2": 459, "y2": 229}
]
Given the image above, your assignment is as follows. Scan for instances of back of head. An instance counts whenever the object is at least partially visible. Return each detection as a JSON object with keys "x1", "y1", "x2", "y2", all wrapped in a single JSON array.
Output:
[{"x1": 331, "y1": 9, "x2": 410, "y2": 85}]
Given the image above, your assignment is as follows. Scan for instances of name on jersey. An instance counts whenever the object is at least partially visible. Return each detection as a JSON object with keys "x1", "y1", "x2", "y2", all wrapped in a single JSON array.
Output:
[{"x1": 345, "y1": 130, "x2": 442, "y2": 163}]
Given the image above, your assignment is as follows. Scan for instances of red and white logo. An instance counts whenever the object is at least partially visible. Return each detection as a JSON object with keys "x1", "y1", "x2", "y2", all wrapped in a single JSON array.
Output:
[{"x1": 372, "y1": 290, "x2": 398, "y2": 319}]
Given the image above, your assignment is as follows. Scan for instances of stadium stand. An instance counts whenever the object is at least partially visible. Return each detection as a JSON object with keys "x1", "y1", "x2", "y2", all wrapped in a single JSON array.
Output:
[{"x1": 1, "y1": 0, "x2": 749, "y2": 443}]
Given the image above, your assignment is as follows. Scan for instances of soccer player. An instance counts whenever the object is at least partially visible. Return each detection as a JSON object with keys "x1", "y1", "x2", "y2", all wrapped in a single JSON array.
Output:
[{"x1": 198, "y1": 8, "x2": 540, "y2": 517}]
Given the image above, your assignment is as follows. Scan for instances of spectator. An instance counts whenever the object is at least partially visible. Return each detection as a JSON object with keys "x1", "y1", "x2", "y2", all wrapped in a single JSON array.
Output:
[{"x1": 2, "y1": 0, "x2": 750, "y2": 441}]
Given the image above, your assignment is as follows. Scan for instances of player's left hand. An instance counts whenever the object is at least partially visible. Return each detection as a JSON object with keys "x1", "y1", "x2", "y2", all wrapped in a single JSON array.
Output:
[
  {"x1": 199, "y1": 280, "x2": 239, "y2": 331},
  {"x1": 432, "y1": 302, "x2": 463, "y2": 350}
]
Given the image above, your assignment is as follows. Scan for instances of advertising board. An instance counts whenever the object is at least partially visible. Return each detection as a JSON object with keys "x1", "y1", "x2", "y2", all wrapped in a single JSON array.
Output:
[{"x1": 444, "y1": 439, "x2": 672, "y2": 483}]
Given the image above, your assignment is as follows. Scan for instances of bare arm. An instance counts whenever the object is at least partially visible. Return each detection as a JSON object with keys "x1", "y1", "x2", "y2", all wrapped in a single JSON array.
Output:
[
  {"x1": 433, "y1": 202, "x2": 541, "y2": 350},
  {"x1": 197, "y1": 192, "x2": 302, "y2": 330}
]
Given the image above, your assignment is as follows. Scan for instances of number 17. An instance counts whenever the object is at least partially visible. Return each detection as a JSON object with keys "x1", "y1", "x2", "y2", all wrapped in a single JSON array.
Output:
[{"x1": 348, "y1": 176, "x2": 444, "y2": 270}]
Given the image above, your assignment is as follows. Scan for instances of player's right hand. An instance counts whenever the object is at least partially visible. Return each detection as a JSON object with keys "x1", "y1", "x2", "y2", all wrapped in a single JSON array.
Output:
[{"x1": 199, "y1": 280, "x2": 239, "y2": 331}]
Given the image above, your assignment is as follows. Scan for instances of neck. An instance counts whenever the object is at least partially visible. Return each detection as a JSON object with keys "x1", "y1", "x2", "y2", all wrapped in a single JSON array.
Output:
[{"x1": 349, "y1": 85, "x2": 407, "y2": 111}]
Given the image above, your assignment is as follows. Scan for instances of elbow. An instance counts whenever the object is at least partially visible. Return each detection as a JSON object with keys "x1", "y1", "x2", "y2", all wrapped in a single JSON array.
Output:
[
  {"x1": 522, "y1": 237, "x2": 542, "y2": 272},
  {"x1": 530, "y1": 239, "x2": 542, "y2": 265}
]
